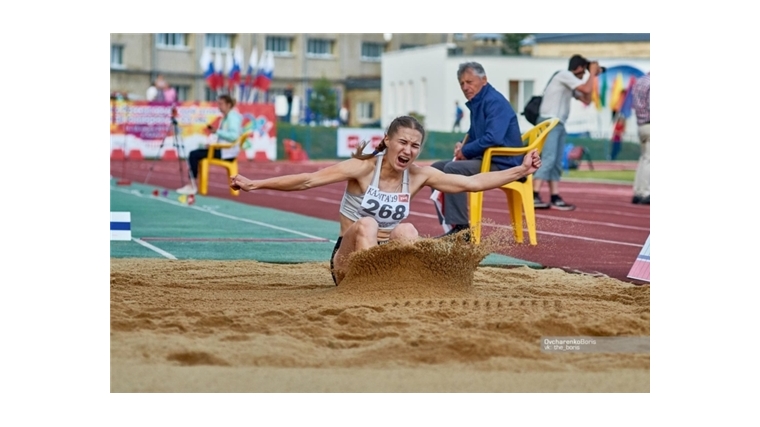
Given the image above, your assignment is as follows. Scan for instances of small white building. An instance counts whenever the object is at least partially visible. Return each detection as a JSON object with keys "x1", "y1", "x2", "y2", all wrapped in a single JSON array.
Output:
[{"x1": 381, "y1": 44, "x2": 649, "y2": 140}]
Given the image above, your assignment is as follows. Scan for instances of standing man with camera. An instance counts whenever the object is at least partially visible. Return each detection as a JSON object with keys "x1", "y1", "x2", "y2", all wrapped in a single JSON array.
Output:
[{"x1": 533, "y1": 54, "x2": 601, "y2": 211}]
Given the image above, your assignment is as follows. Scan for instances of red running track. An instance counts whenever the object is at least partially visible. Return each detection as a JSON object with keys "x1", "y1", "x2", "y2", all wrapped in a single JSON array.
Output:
[{"x1": 111, "y1": 159, "x2": 650, "y2": 285}]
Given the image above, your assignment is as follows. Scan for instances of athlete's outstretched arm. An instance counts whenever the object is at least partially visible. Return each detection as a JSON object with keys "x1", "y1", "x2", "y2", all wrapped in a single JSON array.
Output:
[
  {"x1": 422, "y1": 149, "x2": 541, "y2": 193},
  {"x1": 231, "y1": 158, "x2": 369, "y2": 192}
]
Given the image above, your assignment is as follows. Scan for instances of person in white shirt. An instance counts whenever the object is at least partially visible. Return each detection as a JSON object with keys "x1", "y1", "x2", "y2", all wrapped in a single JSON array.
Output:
[{"x1": 533, "y1": 54, "x2": 601, "y2": 211}]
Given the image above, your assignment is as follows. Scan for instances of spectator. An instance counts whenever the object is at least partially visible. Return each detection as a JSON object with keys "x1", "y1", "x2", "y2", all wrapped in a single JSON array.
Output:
[
  {"x1": 533, "y1": 54, "x2": 601, "y2": 211},
  {"x1": 177, "y1": 94, "x2": 243, "y2": 195},
  {"x1": 431, "y1": 62, "x2": 524, "y2": 239},
  {"x1": 631, "y1": 72, "x2": 650, "y2": 205},
  {"x1": 452, "y1": 101, "x2": 464, "y2": 132},
  {"x1": 146, "y1": 80, "x2": 160, "y2": 101}
]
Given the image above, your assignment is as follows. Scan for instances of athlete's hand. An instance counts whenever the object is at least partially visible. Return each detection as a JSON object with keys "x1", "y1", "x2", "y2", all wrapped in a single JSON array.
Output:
[
  {"x1": 230, "y1": 174, "x2": 251, "y2": 191},
  {"x1": 523, "y1": 149, "x2": 542, "y2": 175}
]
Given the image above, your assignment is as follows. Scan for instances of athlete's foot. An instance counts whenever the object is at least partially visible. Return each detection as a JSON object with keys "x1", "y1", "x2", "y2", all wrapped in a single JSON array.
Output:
[{"x1": 434, "y1": 224, "x2": 471, "y2": 242}]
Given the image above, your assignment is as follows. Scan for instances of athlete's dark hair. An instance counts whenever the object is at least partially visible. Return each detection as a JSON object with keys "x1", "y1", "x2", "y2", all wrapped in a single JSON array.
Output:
[{"x1": 352, "y1": 115, "x2": 426, "y2": 160}]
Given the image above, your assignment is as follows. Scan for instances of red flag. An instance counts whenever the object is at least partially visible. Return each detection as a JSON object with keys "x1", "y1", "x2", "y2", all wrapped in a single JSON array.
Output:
[
  {"x1": 200, "y1": 48, "x2": 215, "y2": 90},
  {"x1": 213, "y1": 50, "x2": 225, "y2": 91},
  {"x1": 253, "y1": 51, "x2": 274, "y2": 92}
]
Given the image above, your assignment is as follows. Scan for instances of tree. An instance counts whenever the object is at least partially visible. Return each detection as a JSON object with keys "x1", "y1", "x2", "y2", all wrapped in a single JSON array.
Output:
[
  {"x1": 502, "y1": 33, "x2": 531, "y2": 55},
  {"x1": 307, "y1": 76, "x2": 338, "y2": 124}
]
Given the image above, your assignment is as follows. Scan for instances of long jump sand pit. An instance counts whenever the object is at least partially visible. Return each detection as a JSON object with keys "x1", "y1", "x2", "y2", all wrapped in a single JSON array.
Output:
[{"x1": 110, "y1": 237, "x2": 650, "y2": 392}]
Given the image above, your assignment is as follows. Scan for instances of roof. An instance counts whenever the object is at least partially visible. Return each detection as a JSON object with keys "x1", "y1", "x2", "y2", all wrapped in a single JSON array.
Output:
[{"x1": 525, "y1": 33, "x2": 650, "y2": 44}]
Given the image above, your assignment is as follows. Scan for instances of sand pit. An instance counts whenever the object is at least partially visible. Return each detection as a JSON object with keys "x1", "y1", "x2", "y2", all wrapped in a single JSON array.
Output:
[{"x1": 110, "y1": 237, "x2": 649, "y2": 392}]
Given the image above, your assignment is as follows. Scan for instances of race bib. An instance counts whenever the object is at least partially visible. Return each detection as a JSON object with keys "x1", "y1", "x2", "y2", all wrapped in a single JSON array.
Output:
[{"x1": 358, "y1": 185, "x2": 410, "y2": 228}]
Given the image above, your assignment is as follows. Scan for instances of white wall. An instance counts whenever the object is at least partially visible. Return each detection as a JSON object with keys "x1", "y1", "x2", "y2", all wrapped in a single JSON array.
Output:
[
  {"x1": 382, "y1": 45, "x2": 450, "y2": 131},
  {"x1": 383, "y1": 44, "x2": 650, "y2": 141}
]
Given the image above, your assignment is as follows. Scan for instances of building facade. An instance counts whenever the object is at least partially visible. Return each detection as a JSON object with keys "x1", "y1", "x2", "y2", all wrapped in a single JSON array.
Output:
[
  {"x1": 111, "y1": 33, "x2": 460, "y2": 127},
  {"x1": 110, "y1": 33, "x2": 649, "y2": 129},
  {"x1": 382, "y1": 44, "x2": 650, "y2": 138}
]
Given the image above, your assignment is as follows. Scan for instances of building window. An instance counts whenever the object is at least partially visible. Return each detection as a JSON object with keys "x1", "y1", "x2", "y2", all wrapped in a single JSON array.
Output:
[
  {"x1": 361, "y1": 42, "x2": 383, "y2": 61},
  {"x1": 205, "y1": 34, "x2": 232, "y2": 49},
  {"x1": 111, "y1": 44, "x2": 124, "y2": 68},
  {"x1": 172, "y1": 85, "x2": 190, "y2": 102},
  {"x1": 266, "y1": 36, "x2": 292, "y2": 54},
  {"x1": 447, "y1": 46, "x2": 464, "y2": 56},
  {"x1": 156, "y1": 34, "x2": 186, "y2": 48},
  {"x1": 307, "y1": 38, "x2": 334, "y2": 57},
  {"x1": 357, "y1": 102, "x2": 374, "y2": 120},
  {"x1": 453, "y1": 33, "x2": 466, "y2": 41},
  {"x1": 204, "y1": 87, "x2": 215, "y2": 102}
]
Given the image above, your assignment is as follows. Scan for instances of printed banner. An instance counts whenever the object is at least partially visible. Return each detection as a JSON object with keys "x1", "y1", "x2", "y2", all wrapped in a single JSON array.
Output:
[
  {"x1": 627, "y1": 235, "x2": 650, "y2": 282},
  {"x1": 110, "y1": 101, "x2": 277, "y2": 160},
  {"x1": 336, "y1": 127, "x2": 385, "y2": 158}
]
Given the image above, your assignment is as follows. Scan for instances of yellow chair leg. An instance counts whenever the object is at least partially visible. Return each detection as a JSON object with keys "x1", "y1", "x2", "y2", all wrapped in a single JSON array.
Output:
[
  {"x1": 198, "y1": 159, "x2": 209, "y2": 195},
  {"x1": 521, "y1": 186, "x2": 537, "y2": 245},
  {"x1": 469, "y1": 191, "x2": 483, "y2": 244},
  {"x1": 505, "y1": 191, "x2": 524, "y2": 244}
]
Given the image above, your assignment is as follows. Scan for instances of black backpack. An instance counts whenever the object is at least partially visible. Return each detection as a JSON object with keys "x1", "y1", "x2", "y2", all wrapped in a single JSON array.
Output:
[
  {"x1": 522, "y1": 96, "x2": 542, "y2": 126},
  {"x1": 521, "y1": 71, "x2": 560, "y2": 125}
]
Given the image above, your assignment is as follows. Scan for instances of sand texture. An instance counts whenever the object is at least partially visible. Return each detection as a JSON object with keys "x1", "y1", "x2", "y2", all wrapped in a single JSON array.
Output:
[{"x1": 111, "y1": 237, "x2": 649, "y2": 392}]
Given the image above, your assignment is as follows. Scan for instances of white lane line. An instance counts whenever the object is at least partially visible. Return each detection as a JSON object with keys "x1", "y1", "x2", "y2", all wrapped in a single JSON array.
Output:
[
  {"x1": 112, "y1": 187, "x2": 337, "y2": 243},
  {"x1": 254, "y1": 189, "x2": 440, "y2": 220},
  {"x1": 133, "y1": 238, "x2": 177, "y2": 259},
  {"x1": 479, "y1": 203, "x2": 649, "y2": 219},
  {"x1": 484, "y1": 224, "x2": 644, "y2": 247},
  {"x1": 202, "y1": 209, "x2": 336, "y2": 242},
  {"x1": 477, "y1": 208, "x2": 649, "y2": 231},
  {"x1": 256, "y1": 186, "x2": 650, "y2": 226}
]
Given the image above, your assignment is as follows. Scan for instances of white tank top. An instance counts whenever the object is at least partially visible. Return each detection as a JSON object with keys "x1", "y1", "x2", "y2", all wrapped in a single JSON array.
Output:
[{"x1": 338, "y1": 153, "x2": 411, "y2": 231}]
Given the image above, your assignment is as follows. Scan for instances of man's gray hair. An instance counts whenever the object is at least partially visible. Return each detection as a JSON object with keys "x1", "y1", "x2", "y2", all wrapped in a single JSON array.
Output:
[{"x1": 457, "y1": 62, "x2": 486, "y2": 79}]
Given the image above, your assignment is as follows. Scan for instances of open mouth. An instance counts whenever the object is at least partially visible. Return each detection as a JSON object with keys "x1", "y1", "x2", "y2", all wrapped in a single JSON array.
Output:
[{"x1": 397, "y1": 155, "x2": 410, "y2": 166}]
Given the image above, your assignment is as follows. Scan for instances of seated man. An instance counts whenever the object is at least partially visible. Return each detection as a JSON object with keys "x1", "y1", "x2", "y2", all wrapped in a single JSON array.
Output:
[{"x1": 431, "y1": 61, "x2": 523, "y2": 239}]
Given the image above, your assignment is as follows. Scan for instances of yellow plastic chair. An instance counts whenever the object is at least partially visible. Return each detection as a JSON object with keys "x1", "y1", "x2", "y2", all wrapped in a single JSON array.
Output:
[
  {"x1": 198, "y1": 131, "x2": 251, "y2": 196},
  {"x1": 469, "y1": 118, "x2": 560, "y2": 245}
]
